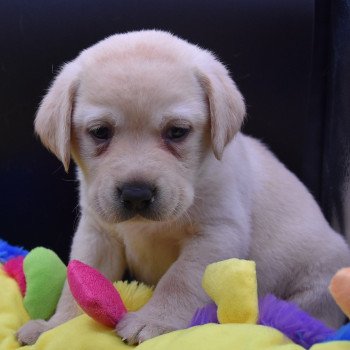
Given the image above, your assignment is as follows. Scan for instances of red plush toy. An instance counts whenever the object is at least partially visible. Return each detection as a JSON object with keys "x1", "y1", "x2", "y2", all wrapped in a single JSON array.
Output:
[{"x1": 67, "y1": 260, "x2": 127, "y2": 327}]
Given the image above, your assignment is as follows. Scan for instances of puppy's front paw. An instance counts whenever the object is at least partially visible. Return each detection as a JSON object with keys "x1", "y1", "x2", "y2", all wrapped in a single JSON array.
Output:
[
  {"x1": 116, "y1": 310, "x2": 179, "y2": 344},
  {"x1": 16, "y1": 319, "x2": 51, "y2": 345}
]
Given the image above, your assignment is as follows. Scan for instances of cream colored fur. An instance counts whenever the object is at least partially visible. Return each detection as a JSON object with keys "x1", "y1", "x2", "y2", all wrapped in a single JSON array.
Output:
[{"x1": 18, "y1": 30, "x2": 350, "y2": 345}]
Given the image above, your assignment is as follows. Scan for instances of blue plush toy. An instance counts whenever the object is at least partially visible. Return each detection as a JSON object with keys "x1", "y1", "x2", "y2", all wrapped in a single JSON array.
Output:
[{"x1": 0, "y1": 239, "x2": 28, "y2": 263}]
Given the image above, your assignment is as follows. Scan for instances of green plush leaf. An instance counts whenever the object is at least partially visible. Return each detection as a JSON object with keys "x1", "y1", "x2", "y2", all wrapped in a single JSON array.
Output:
[{"x1": 23, "y1": 247, "x2": 66, "y2": 320}]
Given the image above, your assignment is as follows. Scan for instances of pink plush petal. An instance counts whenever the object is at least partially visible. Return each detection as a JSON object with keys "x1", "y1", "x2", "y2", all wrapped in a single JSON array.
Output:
[
  {"x1": 3, "y1": 256, "x2": 26, "y2": 295},
  {"x1": 67, "y1": 260, "x2": 127, "y2": 327}
]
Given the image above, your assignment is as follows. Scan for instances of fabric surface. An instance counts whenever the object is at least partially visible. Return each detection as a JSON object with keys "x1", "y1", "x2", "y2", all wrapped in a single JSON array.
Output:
[
  {"x1": 114, "y1": 281, "x2": 153, "y2": 312},
  {"x1": 1, "y1": 258, "x2": 350, "y2": 350}
]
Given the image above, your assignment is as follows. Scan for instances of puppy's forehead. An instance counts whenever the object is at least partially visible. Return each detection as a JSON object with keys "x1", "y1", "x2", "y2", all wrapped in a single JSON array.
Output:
[
  {"x1": 81, "y1": 58, "x2": 195, "y2": 100},
  {"x1": 77, "y1": 59, "x2": 205, "y2": 126}
]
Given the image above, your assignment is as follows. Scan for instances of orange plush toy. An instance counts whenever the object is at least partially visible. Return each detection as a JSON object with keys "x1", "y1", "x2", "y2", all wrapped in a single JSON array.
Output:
[
  {"x1": 329, "y1": 267, "x2": 350, "y2": 319},
  {"x1": 325, "y1": 267, "x2": 350, "y2": 342}
]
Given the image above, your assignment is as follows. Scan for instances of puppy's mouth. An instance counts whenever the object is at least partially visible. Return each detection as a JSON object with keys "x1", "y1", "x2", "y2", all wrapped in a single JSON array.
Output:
[{"x1": 118, "y1": 206, "x2": 164, "y2": 222}]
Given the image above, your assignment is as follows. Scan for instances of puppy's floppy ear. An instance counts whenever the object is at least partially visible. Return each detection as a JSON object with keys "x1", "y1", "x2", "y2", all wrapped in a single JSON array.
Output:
[
  {"x1": 196, "y1": 54, "x2": 246, "y2": 160},
  {"x1": 34, "y1": 61, "x2": 80, "y2": 172}
]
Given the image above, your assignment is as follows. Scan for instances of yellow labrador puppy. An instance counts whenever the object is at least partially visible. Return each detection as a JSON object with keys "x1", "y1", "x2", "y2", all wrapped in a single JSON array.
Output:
[{"x1": 18, "y1": 30, "x2": 350, "y2": 345}]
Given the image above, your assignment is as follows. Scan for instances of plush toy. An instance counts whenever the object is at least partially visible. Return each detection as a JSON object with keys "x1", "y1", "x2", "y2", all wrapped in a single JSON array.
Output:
[
  {"x1": 2, "y1": 240, "x2": 349, "y2": 350},
  {"x1": 0, "y1": 239, "x2": 28, "y2": 263},
  {"x1": 329, "y1": 267, "x2": 350, "y2": 318},
  {"x1": 113, "y1": 280, "x2": 153, "y2": 312},
  {"x1": 67, "y1": 260, "x2": 156, "y2": 327},
  {"x1": 68, "y1": 260, "x2": 127, "y2": 327},
  {"x1": 3, "y1": 256, "x2": 26, "y2": 295},
  {"x1": 202, "y1": 259, "x2": 258, "y2": 324},
  {"x1": 323, "y1": 267, "x2": 350, "y2": 342},
  {"x1": 4, "y1": 247, "x2": 66, "y2": 320},
  {"x1": 66, "y1": 258, "x2": 334, "y2": 349}
]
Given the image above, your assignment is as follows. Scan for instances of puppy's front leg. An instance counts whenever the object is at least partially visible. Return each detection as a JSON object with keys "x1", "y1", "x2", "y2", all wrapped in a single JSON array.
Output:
[
  {"x1": 117, "y1": 226, "x2": 249, "y2": 344},
  {"x1": 17, "y1": 215, "x2": 126, "y2": 345}
]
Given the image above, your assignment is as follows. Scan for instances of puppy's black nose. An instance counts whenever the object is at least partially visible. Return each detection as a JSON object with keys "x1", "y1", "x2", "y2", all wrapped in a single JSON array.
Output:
[{"x1": 118, "y1": 183, "x2": 155, "y2": 211}]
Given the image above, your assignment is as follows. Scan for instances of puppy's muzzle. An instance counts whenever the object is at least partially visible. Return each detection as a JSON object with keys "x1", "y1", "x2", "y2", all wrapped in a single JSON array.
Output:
[{"x1": 118, "y1": 182, "x2": 156, "y2": 213}]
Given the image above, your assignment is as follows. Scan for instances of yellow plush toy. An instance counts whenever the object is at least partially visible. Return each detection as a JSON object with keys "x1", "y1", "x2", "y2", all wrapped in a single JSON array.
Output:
[{"x1": 1, "y1": 253, "x2": 350, "y2": 350}]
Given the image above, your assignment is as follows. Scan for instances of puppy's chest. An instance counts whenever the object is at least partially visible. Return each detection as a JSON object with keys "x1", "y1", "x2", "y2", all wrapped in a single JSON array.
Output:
[{"x1": 117, "y1": 223, "x2": 182, "y2": 286}]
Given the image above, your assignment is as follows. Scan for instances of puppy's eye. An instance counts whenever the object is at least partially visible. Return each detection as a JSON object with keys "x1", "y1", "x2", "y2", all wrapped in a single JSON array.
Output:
[
  {"x1": 165, "y1": 126, "x2": 191, "y2": 142},
  {"x1": 89, "y1": 126, "x2": 112, "y2": 141}
]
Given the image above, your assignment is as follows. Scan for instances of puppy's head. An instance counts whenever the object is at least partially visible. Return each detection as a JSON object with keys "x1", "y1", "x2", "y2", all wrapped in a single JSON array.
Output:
[{"x1": 35, "y1": 30, "x2": 245, "y2": 223}]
